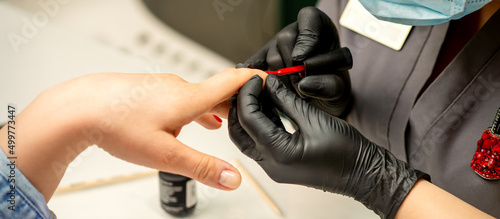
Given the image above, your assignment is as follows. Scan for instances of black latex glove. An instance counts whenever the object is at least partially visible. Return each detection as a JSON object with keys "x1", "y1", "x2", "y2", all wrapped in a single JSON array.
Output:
[
  {"x1": 228, "y1": 75, "x2": 429, "y2": 219},
  {"x1": 236, "y1": 7, "x2": 352, "y2": 117}
]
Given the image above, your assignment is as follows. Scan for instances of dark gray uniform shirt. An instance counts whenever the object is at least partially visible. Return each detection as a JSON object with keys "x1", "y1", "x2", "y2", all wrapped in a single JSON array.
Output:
[{"x1": 318, "y1": 0, "x2": 500, "y2": 216}]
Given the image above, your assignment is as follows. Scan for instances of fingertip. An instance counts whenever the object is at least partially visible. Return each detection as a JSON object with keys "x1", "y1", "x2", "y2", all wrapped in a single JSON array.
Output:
[
  {"x1": 250, "y1": 70, "x2": 268, "y2": 88},
  {"x1": 297, "y1": 84, "x2": 314, "y2": 98},
  {"x1": 292, "y1": 54, "x2": 306, "y2": 62},
  {"x1": 196, "y1": 68, "x2": 266, "y2": 112},
  {"x1": 219, "y1": 169, "x2": 242, "y2": 190},
  {"x1": 195, "y1": 113, "x2": 223, "y2": 130},
  {"x1": 209, "y1": 101, "x2": 230, "y2": 119},
  {"x1": 242, "y1": 74, "x2": 264, "y2": 92},
  {"x1": 297, "y1": 76, "x2": 319, "y2": 97},
  {"x1": 243, "y1": 74, "x2": 264, "y2": 91},
  {"x1": 153, "y1": 136, "x2": 240, "y2": 191},
  {"x1": 231, "y1": 68, "x2": 267, "y2": 82},
  {"x1": 266, "y1": 73, "x2": 278, "y2": 81},
  {"x1": 239, "y1": 74, "x2": 264, "y2": 101},
  {"x1": 265, "y1": 74, "x2": 295, "y2": 104},
  {"x1": 297, "y1": 75, "x2": 344, "y2": 100},
  {"x1": 200, "y1": 159, "x2": 242, "y2": 190},
  {"x1": 291, "y1": 47, "x2": 308, "y2": 61},
  {"x1": 235, "y1": 63, "x2": 247, "y2": 69},
  {"x1": 293, "y1": 6, "x2": 333, "y2": 62},
  {"x1": 297, "y1": 6, "x2": 320, "y2": 18},
  {"x1": 265, "y1": 74, "x2": 280, "y2": 89},
  {"x1": 249, "y1": 74, "x2": 263, "y2": 82}
]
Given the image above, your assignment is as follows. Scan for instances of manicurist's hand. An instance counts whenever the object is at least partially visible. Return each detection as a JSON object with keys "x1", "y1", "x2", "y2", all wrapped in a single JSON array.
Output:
[
  {"x1": 237, "y1": 7, "x2": 352, "y2": 117},
  {"x1": 229, "y1": 75, "x2": 495, "y2": 219},
  {"x1": 228, "y1": 75, "x2": 426, "y2": 218},
  {"x1": 0, "y1": 68, "x2": 267, "y2": 202}
]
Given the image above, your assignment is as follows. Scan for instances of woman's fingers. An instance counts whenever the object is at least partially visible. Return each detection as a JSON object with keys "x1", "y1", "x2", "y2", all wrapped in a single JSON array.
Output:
[
  {"x1": 195, "y1": 113, "x2": 223, "y2": 130},
  {"x1": 151, "y1": 133, "x2": 242, "y2": 190},
  {"x1": 193, "y1": 68, "x2": 267, "y2": 116}
]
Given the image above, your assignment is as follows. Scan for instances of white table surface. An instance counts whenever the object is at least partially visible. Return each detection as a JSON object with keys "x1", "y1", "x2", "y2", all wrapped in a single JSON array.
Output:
[{"x1": 0, "y1": 1, "x2": 378, "y2": 218}]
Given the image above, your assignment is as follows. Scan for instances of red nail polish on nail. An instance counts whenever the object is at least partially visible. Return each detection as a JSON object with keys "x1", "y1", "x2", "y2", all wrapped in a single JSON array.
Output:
[{"x1": 213, "y1": 115, "x2": 222, "y2": 123}]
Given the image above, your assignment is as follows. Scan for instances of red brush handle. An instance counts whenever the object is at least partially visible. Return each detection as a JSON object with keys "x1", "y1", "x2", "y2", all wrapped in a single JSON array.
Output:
[{"x1": 264, "y1": 65, "x2": 305, "y2": 75}]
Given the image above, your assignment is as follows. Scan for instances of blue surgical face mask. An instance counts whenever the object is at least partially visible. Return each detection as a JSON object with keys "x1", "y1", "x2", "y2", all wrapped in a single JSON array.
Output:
[{"x1": 358, "y1": 0, "x2": 492, "y2": 26}]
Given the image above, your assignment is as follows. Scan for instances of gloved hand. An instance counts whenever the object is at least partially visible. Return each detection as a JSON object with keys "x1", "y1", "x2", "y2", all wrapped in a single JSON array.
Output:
[
  {"x1": 236, "y1": 7, "x2": 352, "y2": 117},
  {"x1": 228, "y1": 75, "x2": 429, "y2": 219}
]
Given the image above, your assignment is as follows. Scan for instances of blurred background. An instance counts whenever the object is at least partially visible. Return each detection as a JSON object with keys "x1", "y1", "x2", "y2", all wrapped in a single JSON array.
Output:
[
  {"x1": 6, "y1": 0, "x2": 317, "y2": 64},
  {"x1": 0, "y1": 1, "x2": 379, "y2": 218},
  {"x1": 142, "y1": 0, "x2": 317, "y2": 63}
]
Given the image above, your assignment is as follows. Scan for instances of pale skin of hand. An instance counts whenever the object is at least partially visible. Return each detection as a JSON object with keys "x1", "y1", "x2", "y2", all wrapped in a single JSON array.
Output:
[
  {"x1": 395, "y1": 179, "x2": 494, "y2": 219},
  {"x1": 0, "y1": 68, "x2": 267, "y2": 202}
]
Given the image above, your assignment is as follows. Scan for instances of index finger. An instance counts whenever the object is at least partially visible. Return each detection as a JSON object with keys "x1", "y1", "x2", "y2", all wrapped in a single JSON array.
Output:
[
  {"x1": 237, "y1": 75, "x2": 286, "y2": 145},
  {"x1": 292, "y1": 7, "x2": 339, "y2": 61},
  {"x1": 193, "y1": 68, "x2": 267, "y2": 116}
]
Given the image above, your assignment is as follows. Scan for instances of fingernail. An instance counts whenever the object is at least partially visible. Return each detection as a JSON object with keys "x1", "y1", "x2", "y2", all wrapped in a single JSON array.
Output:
[
  {"x1": 213, "y1": 115, "x2": 222, "y2": 123},
  {"x1": 219, "y1": 170, "x2": 240, "y2": 189}
]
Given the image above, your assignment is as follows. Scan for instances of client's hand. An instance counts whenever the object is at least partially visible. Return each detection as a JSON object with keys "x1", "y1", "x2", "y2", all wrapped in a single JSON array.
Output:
[{"x1": 0, "y1": 68, "x2": 266, "y2": 201}]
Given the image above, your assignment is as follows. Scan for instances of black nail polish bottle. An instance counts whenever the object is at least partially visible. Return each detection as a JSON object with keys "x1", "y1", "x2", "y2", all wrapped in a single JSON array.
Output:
[{"x1": 159, "y1": 171, "x2": 197, "y2": 217}]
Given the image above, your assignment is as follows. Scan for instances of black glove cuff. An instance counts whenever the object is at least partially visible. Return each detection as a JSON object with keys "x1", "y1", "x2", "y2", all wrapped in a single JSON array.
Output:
[{"x1": 350, "y1": 145, "x2": 430, "y2": 219}]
